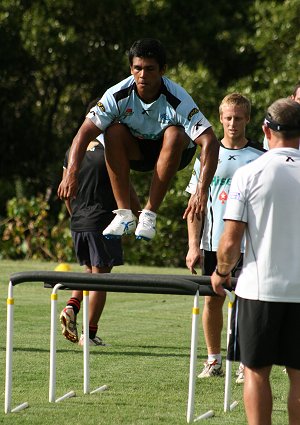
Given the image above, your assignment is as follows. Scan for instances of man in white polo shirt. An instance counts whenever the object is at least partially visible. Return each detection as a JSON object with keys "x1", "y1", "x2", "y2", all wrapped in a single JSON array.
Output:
[{"x1": 211, "y1": 98, "x2": 300, "y2": 425}]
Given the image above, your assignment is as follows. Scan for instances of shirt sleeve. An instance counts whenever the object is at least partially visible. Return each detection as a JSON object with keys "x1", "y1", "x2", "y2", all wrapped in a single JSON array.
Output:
[
  {"x1": 175, "y1": 92, "x2": 211, "y2": 141},
  {"x1": 86, "y1": 90, "x2": 119, "y2": 131}
]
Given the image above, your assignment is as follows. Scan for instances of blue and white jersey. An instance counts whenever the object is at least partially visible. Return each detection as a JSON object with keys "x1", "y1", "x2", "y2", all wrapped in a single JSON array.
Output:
[
  {"x1": 186, "y1": 140, "x2": 265, "y2": 251},
  {"x1": 87, "y1": 76, "x2": 211, "y2": 149}
]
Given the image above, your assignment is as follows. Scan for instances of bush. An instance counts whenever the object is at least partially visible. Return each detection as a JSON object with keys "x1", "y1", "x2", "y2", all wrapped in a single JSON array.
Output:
[{"x1": 0, "y1": 194, "x2": 74, "y2": 262}]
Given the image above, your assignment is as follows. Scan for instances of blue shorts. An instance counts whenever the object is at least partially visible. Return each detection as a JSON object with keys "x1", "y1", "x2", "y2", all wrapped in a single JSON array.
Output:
[
  {"x1": 71, "y1": 231, "x2": 123, "y2": 268},
  {"x1": 227, "y1": 297, "x2": 300, "y2": 370}
]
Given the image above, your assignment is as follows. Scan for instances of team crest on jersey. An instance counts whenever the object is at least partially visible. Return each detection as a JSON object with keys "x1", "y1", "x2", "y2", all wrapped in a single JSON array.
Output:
[
  {"x1": 125, "y1": 108, "x2": 133, "y2": 116},
  {"x1": 188, "y1": 108, "x2": 199, "y2": 121},
  {"x1": 97, "y1": 102, "x2": 105, "y2": 112}
]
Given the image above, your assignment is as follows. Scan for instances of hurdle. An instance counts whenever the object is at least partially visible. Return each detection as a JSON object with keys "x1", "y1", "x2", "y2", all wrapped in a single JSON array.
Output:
[
  {"x1": 223, "y1": 289, "x2": 238, "y2": 412},
  {"x1": 5, "y1": 270, "x2": 236, "y2": 421}
]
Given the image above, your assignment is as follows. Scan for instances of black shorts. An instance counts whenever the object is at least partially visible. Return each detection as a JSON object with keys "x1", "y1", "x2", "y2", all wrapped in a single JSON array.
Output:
[
  {"x1": 129, "y1": 138, "x2": 196, "y2": 172},
  {"x1": 203, "y1": 250, "x2": 243, "y2": 277},
  {"x1": 227, "y1": 297, "x2": 300, "y2": 370},
  {"x1": 71, "y1": 231, "x2": 123, "y2": 268}
]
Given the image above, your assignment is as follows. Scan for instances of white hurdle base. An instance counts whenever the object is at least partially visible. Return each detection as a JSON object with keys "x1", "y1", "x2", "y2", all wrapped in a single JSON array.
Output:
[
  {"x1": 55, "y1": 391, "x2": 76, "y2": 403},
  {"x1": 11, "y1": 402, "x2": 29, "y2": 413}
]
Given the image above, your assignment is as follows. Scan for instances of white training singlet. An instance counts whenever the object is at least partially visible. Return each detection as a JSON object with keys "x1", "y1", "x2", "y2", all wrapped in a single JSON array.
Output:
[{"x1": 224, "y1": 148, "x2": 300, "y2": 302}]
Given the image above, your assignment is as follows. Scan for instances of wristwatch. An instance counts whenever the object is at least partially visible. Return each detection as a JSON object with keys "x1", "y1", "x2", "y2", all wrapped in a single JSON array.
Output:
[{"x1": 215, "y1": 267, "x2": 230, "y2": 278}]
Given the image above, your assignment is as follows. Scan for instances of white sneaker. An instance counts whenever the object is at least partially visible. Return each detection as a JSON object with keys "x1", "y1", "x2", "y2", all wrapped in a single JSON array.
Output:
[
  {"x1": 103, "y1": 209, "x2": 137, "y2": 239},
  {"x1": 135, "y1": 210, "x2": 157, "y2": 241},
  {"x1": 235, "y1": 363, "x2": 244, "y2": 384},
  {"x1": 78, "y1": 334, "x2": 107, "y2": 346},
  {"x1": 198, "y1": 360, "x2": 224, "y2": 378}
]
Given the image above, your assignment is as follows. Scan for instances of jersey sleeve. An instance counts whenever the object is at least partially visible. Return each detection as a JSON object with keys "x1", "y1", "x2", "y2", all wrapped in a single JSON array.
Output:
[
  {"x1": 176, "y1": 93, "x2": 211, "y2": 141},
  {"x1": 185, "y1": 157, "x2": 201, "y2": 194},
  {"x1": 86, "y1": 90, "x2": 119, "y2": 131},
  {"x1": 223, "y1": 167, "x2": 248, "y2": 223}
]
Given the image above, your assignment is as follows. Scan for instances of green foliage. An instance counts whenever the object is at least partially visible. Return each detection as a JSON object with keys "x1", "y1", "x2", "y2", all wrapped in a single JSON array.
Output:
[
  {"x1": 0, "y1": 195, "x2": 74, "y2": 261},
  {"x1": 1, "y1": 0, "x2": 299, "y2": 265}
]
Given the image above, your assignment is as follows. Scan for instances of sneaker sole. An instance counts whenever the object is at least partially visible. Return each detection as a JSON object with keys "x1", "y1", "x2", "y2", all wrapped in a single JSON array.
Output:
[
  {"x1": 135, "y1": 235, "x2": 152, "y2": 241},
  {"x1": 60, "y1": 315, "x2": 78, "y2": 343}
]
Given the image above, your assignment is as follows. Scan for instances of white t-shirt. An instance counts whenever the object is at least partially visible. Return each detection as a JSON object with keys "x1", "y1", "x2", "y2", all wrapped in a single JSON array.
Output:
[
  {"x1": 224, "y1": 148, "x2": 300, "y2": 302},
  {"x1": 186, "y1": 140, "x2": 264, "y2": 251},
  {"x1": 87, "y1": 75, "x2": 211, "y2": 148}
]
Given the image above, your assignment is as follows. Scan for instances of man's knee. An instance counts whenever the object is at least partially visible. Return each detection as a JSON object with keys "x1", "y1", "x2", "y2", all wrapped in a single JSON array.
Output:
[{"x1": 162, "y1": 126, "x2": 190, "y2": 150}]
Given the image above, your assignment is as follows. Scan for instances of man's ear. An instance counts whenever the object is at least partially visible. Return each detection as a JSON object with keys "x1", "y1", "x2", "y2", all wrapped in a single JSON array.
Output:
[
  {"x1": 160, "y1": 64, "x2": 167, "y2": 75},
  {"x1": 262, "y1": 124, "x2": 271, "y2": 140}
]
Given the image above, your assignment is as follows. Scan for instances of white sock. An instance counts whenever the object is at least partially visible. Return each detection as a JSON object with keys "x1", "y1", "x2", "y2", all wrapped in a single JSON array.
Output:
[{"x1": 208, "y1": 354, "x2": 222, "y2": 364}]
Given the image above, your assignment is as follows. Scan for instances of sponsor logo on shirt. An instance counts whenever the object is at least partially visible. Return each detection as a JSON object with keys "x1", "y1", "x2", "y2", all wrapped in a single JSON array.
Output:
[
  {"x1": 229, "y1": 191, "x2": 241, "y2": 200},
  {"x1": 97, "y1": 102, "x2": 105, "y2": 112},
  {"x1": 188, "y1": 108, "x2": 199, "y2": 121},
  {"x1": 219, "y1": 190, "x2": 228, "y2": 204},
  {"x1": 159, "y1": 113, "x2": 172, "y2": 124},
  {"x1": 194, "y1": 119, "x2": 204, "y2": 131},
  {"x1": 211, "y1": 176, "x2": 231, "y2": 186},
  {"x1": 125, "y1": 108, "x2": 133, "y2": 116}
]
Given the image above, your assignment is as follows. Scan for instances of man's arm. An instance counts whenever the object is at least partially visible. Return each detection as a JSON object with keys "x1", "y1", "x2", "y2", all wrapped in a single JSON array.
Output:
[
  {"x1": 186, "y1": 209, "x2": 204, "y2": 274},
  {"x1": 211, "y1": 219, "x2": 246, "y2": 297},
  {"x1": 183, "y1": 127, "x2": 219, "y2": 221},
  {"x1": 57, "y1": 118, "x2": 101, "y2": 200}
]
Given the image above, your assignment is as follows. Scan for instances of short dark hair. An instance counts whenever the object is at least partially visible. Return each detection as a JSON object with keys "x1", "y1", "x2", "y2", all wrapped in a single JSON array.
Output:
[
  {"x1": 266, "y1": 98, "x2": 300, "y2": 139},
  {"x1": 128, "y1": 38, "x2": 166, "y2": 70}
]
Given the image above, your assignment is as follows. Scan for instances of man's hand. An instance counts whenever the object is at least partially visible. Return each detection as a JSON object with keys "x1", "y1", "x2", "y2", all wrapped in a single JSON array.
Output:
[
  {"x1": 186, "y1": 246, "x2": 203, "y2": 275},
  {"x1": 183, "y1": 192, "x2": 208, "y2": 222},
  {"x1": 57, "y1": 171, "x2": 78, "y2": 200},
  {"x1": 211, "y1": 271, "x2": 231, "y2": 297}
]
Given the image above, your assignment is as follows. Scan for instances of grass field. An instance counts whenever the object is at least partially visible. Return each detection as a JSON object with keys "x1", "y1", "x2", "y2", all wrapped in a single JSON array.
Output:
[{"x1": 0, "y1": 260, "x2": 289, "y2": 424}]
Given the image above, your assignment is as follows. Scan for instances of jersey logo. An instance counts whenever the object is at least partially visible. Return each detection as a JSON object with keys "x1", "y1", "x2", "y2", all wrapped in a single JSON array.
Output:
[
  {"x1": 228, "y1": 155, "x2": 239, "y2": 160},
  {"x1": 286, "y1": 156, "x2": 295, "y2": 162},
  {"x1": 142, "y1": 109, "x2": 150, "y2": 115},
  {"x1": 97, "y1": 101, "x2": 105, "y2": 112},
  {"x1": 219, "y1": 190, "x2": 228, "y2": 204},
  {"x1": 188, "y1": 108, "x2": 199, "y2": 121},
  {"x1": 194, "y1": 119, "x2": 204, "y2": 131},
  {"x1": 125, "y1": 108, "x2": 133, "y2": 116}
]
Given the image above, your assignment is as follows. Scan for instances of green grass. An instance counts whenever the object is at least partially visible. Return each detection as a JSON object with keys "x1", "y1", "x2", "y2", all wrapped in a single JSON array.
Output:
[{"x1": 0, "y1": 260, "x2": 289, "y2": 424}]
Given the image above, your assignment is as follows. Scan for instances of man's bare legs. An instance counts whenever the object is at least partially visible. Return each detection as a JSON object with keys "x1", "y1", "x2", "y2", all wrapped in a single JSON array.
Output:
[
  {"x1": 104, "y1": 124, "x2": 142, "y2": 209},
  {"x1": 286, "y1": 367, "x2": 300, "y2": 425},
  {"x1": 243, "y1": 365, "x2": 272, "y2": 425},
  {"x1": 105, "y1": 124, "x2": 190, "y2": 213},
  {"x1": 66, "y1": 265, "x2": 111, "y2": 340},
  {"x1": 202, "y1": 295, "x2": 225, "y2": 355},
  {"x1": 145, "y1": 126, "x2": 190, "y2": 211}
]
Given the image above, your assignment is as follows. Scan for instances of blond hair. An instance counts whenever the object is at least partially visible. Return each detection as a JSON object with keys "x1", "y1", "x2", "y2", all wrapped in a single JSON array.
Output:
[{"x1": 219, "y1": 93, "x2": 251, "y2": 118}]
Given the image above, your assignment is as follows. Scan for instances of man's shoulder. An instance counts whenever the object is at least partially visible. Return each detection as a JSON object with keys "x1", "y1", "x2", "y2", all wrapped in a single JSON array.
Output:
[
  {"x1": 162, "y1": 76, "x2": 192, "y2": 100},
  {"x1": 106, "y1": 76, "x2": 135, "y2": 97}
]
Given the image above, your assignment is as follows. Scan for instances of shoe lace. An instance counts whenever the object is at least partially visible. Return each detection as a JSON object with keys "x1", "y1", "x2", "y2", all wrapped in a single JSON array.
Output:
[{"x1": 139, "y1": 213, "x2": 156, "y2": 230}]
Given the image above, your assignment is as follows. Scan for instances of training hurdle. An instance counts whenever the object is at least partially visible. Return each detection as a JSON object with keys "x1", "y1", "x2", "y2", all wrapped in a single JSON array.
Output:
[{"x1": 5, "y1": 271, "x2": 237, "y2": 422}]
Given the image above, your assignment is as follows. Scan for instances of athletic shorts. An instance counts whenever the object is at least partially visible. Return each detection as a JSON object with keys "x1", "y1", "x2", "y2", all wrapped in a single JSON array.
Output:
[
  {"x1": 227, "y1": 297, "x2": 300, "y2": 370},
  {"x1": 203, "y1": 250, "x2": 243, "y2": 277},
  {"x1": 71, "y1": 231, "x2": 123, "y2": 268},
  {"x1": 129, "y1": 137, "x2": 196, "y2": 172}
]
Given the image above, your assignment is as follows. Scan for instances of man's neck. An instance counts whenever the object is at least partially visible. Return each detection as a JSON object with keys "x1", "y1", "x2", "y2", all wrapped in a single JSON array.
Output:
[{"x1": 221, "y1": 136, "x2": 248, "y2": 149}]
